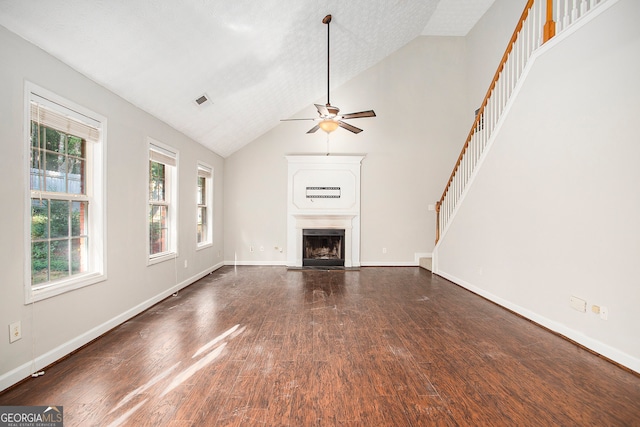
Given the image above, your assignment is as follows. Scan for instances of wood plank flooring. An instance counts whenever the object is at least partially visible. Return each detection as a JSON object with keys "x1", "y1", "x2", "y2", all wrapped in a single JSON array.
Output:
[{"x1": 1, "y1": 266, "x2": 639, "y2": 426}]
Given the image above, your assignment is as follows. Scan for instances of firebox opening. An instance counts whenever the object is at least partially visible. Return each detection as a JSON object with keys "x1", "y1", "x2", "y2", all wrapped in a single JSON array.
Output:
[{"x1": 303, "y1": 229, "x2": 345, "y2": 267}]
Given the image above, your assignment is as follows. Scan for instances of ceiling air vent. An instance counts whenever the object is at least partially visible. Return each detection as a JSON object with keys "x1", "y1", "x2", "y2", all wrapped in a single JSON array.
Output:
[{"x1": 194, "y1": 94, "x2": 210, "y2": 106}]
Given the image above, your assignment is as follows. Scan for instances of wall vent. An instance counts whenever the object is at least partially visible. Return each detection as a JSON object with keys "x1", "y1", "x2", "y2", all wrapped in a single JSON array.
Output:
[{"x1": 195, "y1": 94, "x2": 210, "y2": 106}]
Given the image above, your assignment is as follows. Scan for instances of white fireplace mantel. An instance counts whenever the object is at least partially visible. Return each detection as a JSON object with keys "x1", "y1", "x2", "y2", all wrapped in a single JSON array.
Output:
[{"x1": 286, "y1": 155, "x2": 364, "y2": 267}]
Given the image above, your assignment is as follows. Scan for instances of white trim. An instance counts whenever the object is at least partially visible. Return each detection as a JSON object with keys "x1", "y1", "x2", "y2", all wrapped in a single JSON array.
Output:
[
  {"x1": 226, "y1": 260, "x2": 288, "y2": 266},
  {"x1": 360, "y1": 262, "x2": 420, "y2": 267},
  {"x1": 24, "y1": 82, "x2": 107, "y2": 303},
  {"x1": 27, "y1": 85, "x2": 102, "y2": 129},
  {"x1": 436, "y1": 269, "x2": 639, "y2": 374},
  {"x1": 223, "y1": 261, "x2": 424, "y2": 267},
  {"x1": 196, "y1": 161, "x2": 214, "y2": 248},
  {"x1": 197, "y1": 162, "x2": 213, "y2": 179},
  {"x1": 0, "y1": 263, "x2": 223, "y2": 392},
  {"x1": 148, "y1": 252, "x2": 178, "y2": 266},
  {"x1": 147, "y1": 138, "x2": 179, "y2": 263}
]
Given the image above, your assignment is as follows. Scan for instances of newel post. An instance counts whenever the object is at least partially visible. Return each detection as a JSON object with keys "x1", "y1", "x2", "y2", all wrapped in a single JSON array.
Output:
[
  {"x1": 543, "y1": 0, "x2": 556, "y2": 42},
  {"x1": 435, "y1": 202, "x2": 441, "y2": 244}
]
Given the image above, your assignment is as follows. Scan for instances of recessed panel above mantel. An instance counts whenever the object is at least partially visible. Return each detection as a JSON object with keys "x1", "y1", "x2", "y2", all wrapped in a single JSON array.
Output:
[{"x1": 292, "y1": 169, "x2": 356, "y2": 211}]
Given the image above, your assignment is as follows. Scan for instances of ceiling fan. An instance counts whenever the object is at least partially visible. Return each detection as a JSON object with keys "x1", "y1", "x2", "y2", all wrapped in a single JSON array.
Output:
[{"x1": 281, "y1": 14, "x2": 376, "y2": 134}]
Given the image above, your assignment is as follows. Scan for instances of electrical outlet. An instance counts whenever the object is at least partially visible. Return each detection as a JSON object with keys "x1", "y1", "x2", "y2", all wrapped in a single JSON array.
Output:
[
  {"x1": 260, "y1": 246, "x2": 264, "y2": 252},
  {"x1": 9, "y1": 321, "x2": 21, "y2": 343},
  {"x1": 570, "y1": 296, "x2": 586, "y2": 313},
  {"x1": 184, "y1": 260, "x2": 188, "y2": 268},
  {"x1": 382, "y1": 248, "x2": 387, "y2": 254},
  {"x1": 600, "y1": 306, "x2": 608, "y2": 320}
]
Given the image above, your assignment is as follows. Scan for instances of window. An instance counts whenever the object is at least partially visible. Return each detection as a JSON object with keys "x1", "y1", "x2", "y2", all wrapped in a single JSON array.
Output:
[
  {"x1": 197, "y1": 163, "x2": 213, "y2": 247},
  {"x1": 25, "y1": 83, "x2": 106, "y2": 302},
  {"x1": 148, "y1": 140, "x2": 178, "y2": 263}
]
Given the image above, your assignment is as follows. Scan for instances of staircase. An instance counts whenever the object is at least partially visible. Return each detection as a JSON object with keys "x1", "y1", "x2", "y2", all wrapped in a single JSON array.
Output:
[{"x1": 434, "y1": 0, "x2": 612, "y2": 247}]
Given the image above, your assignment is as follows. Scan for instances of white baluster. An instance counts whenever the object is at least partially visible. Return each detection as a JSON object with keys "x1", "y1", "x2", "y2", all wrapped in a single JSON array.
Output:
[
  {"x1": 537, "y1": 0, "x2": 544, "y2": 48},
  {"x1": 476, "y1": 127, "x2": 480, "y2": 164},
  {"x1": 555, "y1": 0, "x2": 561, "y2": 32},
  {"x1": 563, "y1": 0, "x2": 571, "y2": 28},
  {"x1": 571, "y1": 0, "x2": 579, "y2": 22},
  {"x1": 580, "y1": 0, "x2": 588, "y2": 15},
  {"x1": 475, "y1": 116, "x2": 480, "y2": 158},
  {"x1": 507, "y1": 54, "x2": 513, "y2": 95},
  {"x1": 501, "y1": 66, "x2": 505, "y2": 110},
  {"x1": 481, "y1": 111, "x2": 485, "y2": 153},
  {"x1": 465, "y1": 150, "x2": 469, "y2": 186}
]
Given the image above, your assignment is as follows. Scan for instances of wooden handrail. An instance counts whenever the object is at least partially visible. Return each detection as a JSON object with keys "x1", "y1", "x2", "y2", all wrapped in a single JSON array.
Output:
[
  {"x1": 437, "y1": 0, "x2": 535, "y2": 208},
  {"x1": 435, "y1": 0, "x2": 558, "y2": 244}
]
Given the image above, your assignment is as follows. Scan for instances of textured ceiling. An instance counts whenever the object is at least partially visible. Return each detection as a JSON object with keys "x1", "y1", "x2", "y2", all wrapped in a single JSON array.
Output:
[{"x1": 0, "y1": 0, "x2": 495, "y2": 157}]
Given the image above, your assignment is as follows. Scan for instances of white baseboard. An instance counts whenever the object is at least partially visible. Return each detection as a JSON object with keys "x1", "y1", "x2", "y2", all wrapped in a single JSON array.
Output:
[
  {"x1": 360, "y1": 261, "x2": 420, "y2": 267},
  {"x1": 224, "y1": 260, "x2": 288, "y2": 266},
  {"x1": 223, "y1": 261, "x2": 423, "y2": 268},
  {"x1": 437, "y1": 270, "x2": 640, "y2": 374},
  {"x1": 0, "y1": 264, "x2": 224, "y2": 392}
]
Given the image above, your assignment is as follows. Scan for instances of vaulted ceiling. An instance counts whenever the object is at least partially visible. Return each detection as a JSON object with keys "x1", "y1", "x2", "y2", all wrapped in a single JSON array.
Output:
[{"x1": 0, "y1": 0, "x2": 495, "y2": 157}]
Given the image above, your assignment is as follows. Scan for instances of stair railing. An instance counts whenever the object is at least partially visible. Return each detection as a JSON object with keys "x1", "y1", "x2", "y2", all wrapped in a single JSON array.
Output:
[{"x1": 435, "y1": 0, "x2": 607, "y2": 244}]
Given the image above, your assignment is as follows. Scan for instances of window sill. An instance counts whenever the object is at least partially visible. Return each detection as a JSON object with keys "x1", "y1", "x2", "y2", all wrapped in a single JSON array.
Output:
[
  {"x1": 196, "y1": 242, "x2": 212, "y2": 251},
  {"x1": 148, "y1": 252, "x2": 177, "y2": 266},
  {"x1": 27, "y1": 272, "x2": 106, "y2": 304}
]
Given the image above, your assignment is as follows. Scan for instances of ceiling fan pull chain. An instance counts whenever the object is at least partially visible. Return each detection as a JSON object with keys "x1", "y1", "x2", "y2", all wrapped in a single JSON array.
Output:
[{"x1": 326, "y1": 132, "x2": 331, "y2": 155}]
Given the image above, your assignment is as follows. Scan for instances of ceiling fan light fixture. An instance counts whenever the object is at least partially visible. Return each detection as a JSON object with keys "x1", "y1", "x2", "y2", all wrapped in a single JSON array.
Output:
[{"x1": 319, "y1": 119, "x2": 339, "y2": 133}]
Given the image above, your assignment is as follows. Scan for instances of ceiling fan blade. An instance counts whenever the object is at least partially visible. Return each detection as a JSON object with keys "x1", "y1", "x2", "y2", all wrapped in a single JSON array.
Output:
[
  {"x1": 315, "y1": 104, "x2": 330, "y2": 117},
  {"x1": 338, "y1": 121, "x2": 363, "y2": 134},
  {"x1": 306, "y1": 125, "x2": 320, "y2": 134},
  {"x1": 341, "y1": 110, "x2": 376, "y2": 119},
  {"x1": 280, "y1": 118, "x2": 316, "y2": 121}
]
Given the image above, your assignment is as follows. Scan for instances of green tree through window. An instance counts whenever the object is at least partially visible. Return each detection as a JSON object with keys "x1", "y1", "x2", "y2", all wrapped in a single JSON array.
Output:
[{"x1": 30, "y1": 122, "x2": 88, "y2": 285}]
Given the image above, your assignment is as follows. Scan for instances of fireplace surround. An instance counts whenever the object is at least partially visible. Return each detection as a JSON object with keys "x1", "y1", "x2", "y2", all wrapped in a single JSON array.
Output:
[{"x1": 286, "y1": 155, "x2": 364, "y2": 268}]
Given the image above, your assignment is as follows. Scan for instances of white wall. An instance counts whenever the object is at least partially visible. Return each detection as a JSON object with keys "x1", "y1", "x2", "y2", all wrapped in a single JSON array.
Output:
[
  {"x1": 224, "y1": 36, "x2": 468, "y2": 266},
  {"x1": 0, "y1": 25, "x2": 225, "y2": 391},
  {"x1": 435, "y1": 0, "x2": 640, "y2": 372},
  {"x1": 465, "y1": 0, "x2": 529, "y2": 119}
]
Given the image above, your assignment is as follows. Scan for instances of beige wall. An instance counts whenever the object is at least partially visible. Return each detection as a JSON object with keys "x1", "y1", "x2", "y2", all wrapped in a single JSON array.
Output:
[
  {"x1": 0, "y1": 25, "x2": 225, "y2": 390},
  {"x1": 1, "y1": 0, "x2": 591, "y2": 392},
  {"x1": 224, "y1": 36, "x2": 468, "y2": 266},
  {"x1": 465, "y1": 0, "x2": 528, "y2": 121},
  {"x1": 222, "y1": 0, "x2": 528, "y2": 267}
]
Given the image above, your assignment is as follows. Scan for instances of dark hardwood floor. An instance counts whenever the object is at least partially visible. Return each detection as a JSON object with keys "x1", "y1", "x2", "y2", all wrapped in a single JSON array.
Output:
[{"x1": 1, "y1": 266, "x2": 639, "y2": 426}]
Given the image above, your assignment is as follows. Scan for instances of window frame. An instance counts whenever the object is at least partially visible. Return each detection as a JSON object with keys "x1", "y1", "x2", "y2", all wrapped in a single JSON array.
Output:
[
  {"x1": 148, "y1": 139, "x2": 178, "y2": 265},
  {"x1": 24, "y1": 82, "x2": 107, "y2": 303},
  {"x1": 196, "y1": 162, "x2": 213, "y2": 249}
]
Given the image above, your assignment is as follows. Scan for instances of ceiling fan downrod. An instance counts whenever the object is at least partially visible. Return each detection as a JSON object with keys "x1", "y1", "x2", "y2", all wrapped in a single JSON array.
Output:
[
  {"x1": 323, "y1": 14, "x2": 332, "y2": 107},
  {"x1": 279, "y1": 13, "x2": 375, "y2": 134}
]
